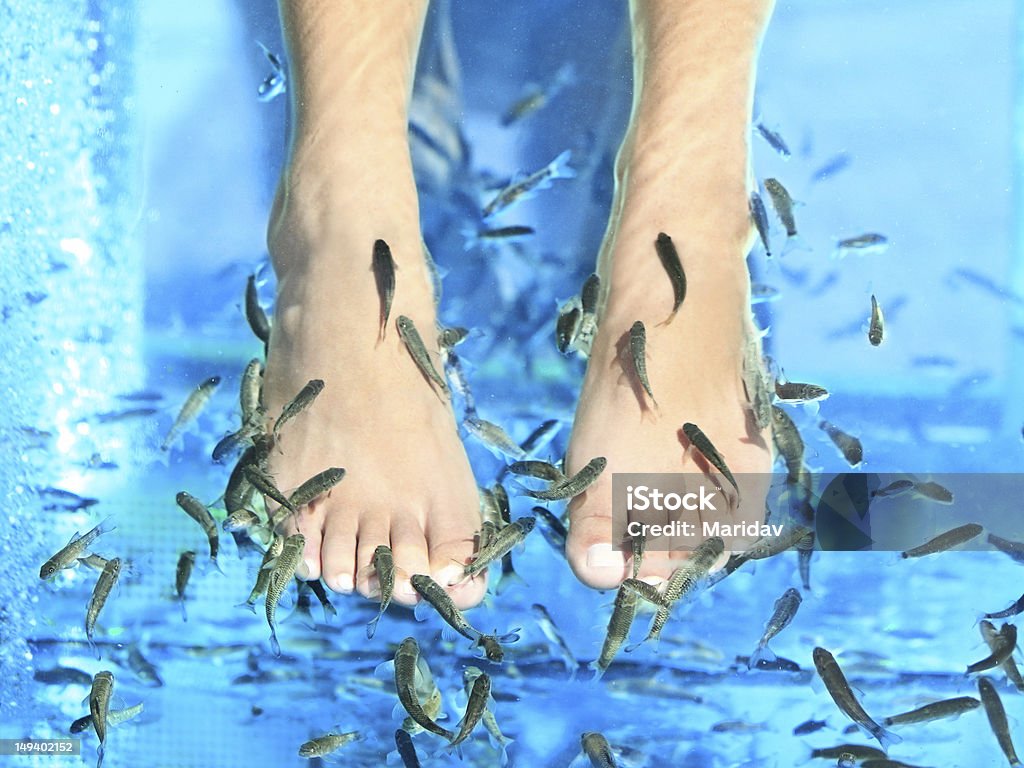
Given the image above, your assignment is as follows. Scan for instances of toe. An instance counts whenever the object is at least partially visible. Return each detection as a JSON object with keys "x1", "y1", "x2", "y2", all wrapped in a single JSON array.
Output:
[
  {"x1": 389, "y1": 518, "x2": 431, "y2": 607},
  {"x1": 566, "y1": 512, "x2": 629, "y2": 590},
  {"x1": 282, "y1": 508, "x2": 322, "y2": 581},
  {"x1": 429, "y1": 536, "x2": 486, "y2": 611},
  {"x1": 320, "y1": 502, "x2": 358, "y2": 594}
]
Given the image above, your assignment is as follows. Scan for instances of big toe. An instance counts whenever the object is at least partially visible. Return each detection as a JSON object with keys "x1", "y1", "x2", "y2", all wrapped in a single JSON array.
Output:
[
  {"x1": 566, "y1": 511, "x2": 629, "y2": 590},
  {"x1": 429, "y1": 536, "x2": 488, "y2": 610}
]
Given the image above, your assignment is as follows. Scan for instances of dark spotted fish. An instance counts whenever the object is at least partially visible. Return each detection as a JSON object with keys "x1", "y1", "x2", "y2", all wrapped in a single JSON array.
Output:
[
  {"x1": 813, "y1": 647, "x2": 900, "y2": 751},
  {"x1": 85, "y1": 558, "x2": 122, "y2": 657},
  {"x1": 985, "y1": 594, "x2": 1024, "y2": 621},
  {"x1": 901, "y1": 523, "x2": 983, "y2": 558},
  {"x1": 243, "y1": 465, "x2": 296, "y2": 515},
  {"x1": 682, "y1": 423, "x2": 739, "y2": 495},
  {"x1": 448, "y1": 672, "x2": 491, "y2": 748},
  {"x1": 394, "y1": 638, "x2": 455, "y2": 741},
  {"x1": 581, "y1": 731, "x2": 618, "y2": 767},
  {"x1": 748, "y1": 587, "x2": 802, "y2": 667},
  {"x1": 265, "y1": 534, "x2": 305, "y2": 656},
  {"x1": 89, "y1": 670, "x2": 114, "y2": 768},
  {"x1": 654, "y1": 232, "x2": 686, "y2": 323},
  {"x1": 397, "y1": 316, "x2": 448, "y2": 395},
  {"x1": 481, "y1": 150, "x2": 574, "y2": 218},
  {"x1": 836, "y1": 233, "x2": 889, "y2": 257},
  {"x1": 967, "y1": 623, "x2": 1017, "y2": 675},
  {"x1": 162, "y1": 375, "x2": 221, "y2": 451},
  {"x1": 629, "y1": 321, "x2": 655, "y2": 404},
  {"x1": 175, "y1": 491, "x2": 220, "y2": 568},
  {"x1": 285, "y1": 467, "x2": 346, "y2": 510},
  {"x1": 580, "y1": 273, "x2": 601, "y2": 316},
  {"x1": 882, "y1": 696, "x2": 980, "y2": 727},
  {"x1": 477, "y1": 225, "x2": 535, "y2": 240},
  {"x1": 869, "y1": 294, "x2": 884, "y2": 346},
  {"x1": 749, "y1": 191, "x2": 772, "y2": 258},
  {"x1": 755, "y1": 122, "x2": 791, "y2": 158},
  {"x1": 40, "y1": 516, "x2": 115, "y2": 579},
  {"x1": 272, "y1": 379, "x2": 325, "y2": 440},
  {"x1": 464, "y1": 517, "x2": 535, "y2": 579},
  {"x1": 764, "y1": 178, "x2": 798, "y2": 237},
  {"x1": 981, "y1": 620, "x2": 1024, "y2": 691},
  {"x1": 298, "y1": 732, "x2": 361, "y2": 758},
  {"x1": 521, "y1": 456, "x2": 606, "y2": 501},
  {"x1": 979, "y1": 676, "x2": 1022, "y2": 766},
  {"x1": 175, "y1": 550, "x2": 195, "y2": 622},
  {"x1": 394, "y1": 728, "x2": 422, "y2": 767},
  {"x1": 366, "y1": 545, "x2": 394, "y2": 639},
  {"x1": 774, "y1": 381, "x2": 828, "y2": 403},
  {"x1": 590, "y1": 584, "x2": 638, "y2": 680},
  {"x1": 556, "y1": 299, "x2": 582, "y2": 355},
  {"x1": 245, "y1": 274, "x2": 271, "y2": 346},
  {"x1": 507, "y1": 460, "x2": 566, "y2": 483},
  {"x1": 819, "y1": 419, "x2": 863, "y2": 467},
  {"x1": 372, "y1": 239, "x2": 396, "y2": 341},
  {"x1": 637, "y1": 537, "x2": 724, "y2": 647}
]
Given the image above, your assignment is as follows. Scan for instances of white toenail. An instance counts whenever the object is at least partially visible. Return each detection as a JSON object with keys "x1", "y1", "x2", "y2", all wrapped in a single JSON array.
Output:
[
  {"x1": 435, "y1": 566, "x2": 462, "y2": 588},
  {"x1": 586, "y1": 543, "x2": 621, "y2": 568},
  {"x1": 640, "y1": 576, "x2": 664, "y2": 586},
  {"x1": 333, "y1": 574, "x2": 354, "y2": 593},
  {"x1": 397, "y1": 581, "x2": 417, "y2": 597},
  {"x1": 296, "y1": 561, "x2": 311, "y2": 580}
]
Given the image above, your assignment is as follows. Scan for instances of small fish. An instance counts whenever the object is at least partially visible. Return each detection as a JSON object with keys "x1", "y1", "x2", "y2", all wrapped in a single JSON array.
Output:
[
  {"x1": 464, "y1": 416, "x2": 526, "y2": 460},
  {"x1": 298, "y1": 732, "x2": 361, "y2": 759},
  {"x1": 981, "y1": 620, "x2": 1024, "y2": 691},
  {"x1": 521, "y1": 456, "x2": 606, "y2": 501},
  {"x1": 590, "y1": 584, "x2": 639, "y2": 680},
  {"x1": 631, "y1": 534, "x2": 646, "y2": 579},
  {"x1": 743, "y1": 338, "x2": 772, "y2": 431},
  {"x1": 256, "y1": 41, "x2": 286, "y2": 102},
  {"x1": 882, "y1": 696, "x2": 980, "y2": 727},
  {"x1": 175, "y1": 551, "x2": 196, "y2": 622},
  {"x1": 868, "y1": 295, "x2": 884, "y2": 346},
  {"x1": 871, "y1": 479, "x2": 914, "y2": 499},
  {"x1": 265, "y1": 533, "x2": 305, "y2": 656},
  {"x1": 438, "y1": 326, "x2": 470, "y2": 350},
  {"x1": 89, "y1": 670, "x2": 114, "y2": 768},
  {"x1": 243, "y1": 465, "x2": 296, "y2": 515},
  {"x1": 445, "y1": 351, "x2": 476, "y2": 415},
  {"x1": 749, "y1": 191, "x2": 772, "y2": 258},
  {"x1": 223, "y1": 508, "x2": 260, "y2": 534},
  {"x1": 70, "y1": 702, "x2": 144, "y2": 734},
  {"x1": 748, "y1": 587, "x2": 802, "y2": 668},
  {"x1": 836, "y1": 233, "x2": 889, "y2": 257},
  {"x1": 396, "y1": 316, "x2": 448, "y2": 395},
  {"x1": 500, "y1": 63, "x2": 575, "y2": 126},
  {"x1": 85, "y1": 558, "x2": 122, "y2": 657},
  {"x1": 639, "y1": 537, "x2": 724, "y2": 648},
  {"x1": 464, "y1": 517, "x2": 535, "y2": 579},
  {"x1": 239, "y1": 357, "x2": 265, "y2": 427},
  {"x1": 967, "y1": 623, "x2": 1017, "y2": 675},
  {"x1": 175, "y1": 491, "x2": 220, "y2": 568},
  {"x1": 910, "y1": 480, "x2": 953, "y2": 504},
  {"x1": 533, "y1": 505, "x2": 568, "y2": 553},
  {"x1": 792, "y1": 719, "x2": 828, "y2": 736},
  {"x1": 412, "y1": 574, "x2": 517, "y2": 649},
  {"x1": 531, "y1": 603, "x2": 576, "y2": 677},
  {"x1": 34, "y1": 666, "x2": 93, "y2": 686},
  {"x1": 901, "y1": 523, "x2": 983, "y2": 558},
  {"x1": 724, "y1": 524, "x2": 812, "y2": 576},
  {"x1": 682, "y1": 423, "x2": 739, "y2": 495},
  {"x1": 556, "y1": 299, "x2": 582, "y2": 355},
  {"x1": 813, "y1": 647, "x2": 900, "y2": 751},
  {"x1": 240, "y1": 535, "x2": 284, "y2": 612},
  {"x1": 272, "y1": 379, "x2": 325, "y2": 440},
  {"x1": 462, "y1": 667, "x2": 511, "y2": 749},
  {"x1": 477, "y1": 225, "x2": 535, "y2": 240},
  {"x1": 367, "y1": 545, "x2": 394, "y2": 639},
  {"x1": 394, "y1": 638, "x2": 455, "y2": 741},
  {"x1": 819, "y1": 419, "x2": 863, "y2": 467},
  {"x1": 37, "y1": 487, "x2": 100, "y2": 512},
  {"x1": 989, "y1": 532, "x2": 1024, "y2": 564},
  {"x1": 481, "y1": 149, "x2": 575, "y2": 218},
  {"x1": 40, "y1": 516, "x2": 115, "y2": 579},
  {"x1": 161, "y1": 375, "x2": 221, "y2": 451},
  {"x1": 285, "y1": 467, "x2": 346, "y2": 510},
  {"x1": 654, "y1": 232, "x2": 686, "y2": 323},
  {"x1": 774, "y1": 381, "x2": 829, "y2": 404},
  {"x1": 629, "y1": 321, "x2": 656, "y2": 404},
  {"x1": 581, "y1": 731, "x2": 618, "y2": 768},
  {"x1": 119, "y1": 645, "x2": 163, "y2": 688},
  {"x1": 755, "y1": 122, "x2": 791, "y2": 157},
  {"x1": 979, "y1": 676, "x2": 1022, "y2": 766},
  {"x1": 985, "y1": 594, "x2": 1024, "y2": 621},
  {"x1": 810, "y1": 151, "x2": 852, "y2": 183},
  {"x1": 764, "y1": 178, "x2": 798, "y2": 237},
  {"x1": 372, "y1": 239, "x2": 396, "y2": 341},
  {"x1": 952, "y1": 267, "x2": 1024, "y2": 308},
  {"x1": 449, "y1": 671, "x2": 491, "y2": 748},
  {"x1": 580, "y1": 273, "x2": 601, "y2": 316},
  {"x1": 245, "y1": 275, "x2": 271, "y2": 346},
  {"x1": 506, "y1": 460, "x2": 566, "y2": 484},
  {"x1": 394, "y1": 728, "x2": 422, "y2": 768}
]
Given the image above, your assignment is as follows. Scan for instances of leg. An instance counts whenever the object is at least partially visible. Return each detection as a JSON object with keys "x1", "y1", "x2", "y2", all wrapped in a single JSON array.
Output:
[
  {"x1": 567, "y1": 0, "x2": 776, "y2": 588},
  {"x1": 264, "y1": 0, "x2": 485, "y2": 607}
]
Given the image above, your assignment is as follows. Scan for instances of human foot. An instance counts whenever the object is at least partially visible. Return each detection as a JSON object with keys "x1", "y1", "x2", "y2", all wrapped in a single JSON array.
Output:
[
  {"x1": 260, "y1": 150, "x2": 486, "y2": 610},
  {"x1": 565, "y1": 0, "x2": 776, "y2": 589}
]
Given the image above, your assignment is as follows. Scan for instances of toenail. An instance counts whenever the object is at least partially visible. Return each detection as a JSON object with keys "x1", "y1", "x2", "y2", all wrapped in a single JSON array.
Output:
[
  {"x1": 296, "y1": 560, "x2": 312, "y2": 580},
  {"x1": 640, "y1": 575, "x2": 664, "y2": 586},
  {"x1": 332, "y1": 573, "x2": 354, "y2": 593},
  {"x1": 434, "y1": 565, "x2": 463, "y2": 588},
  {"x1": 586, "y1": 543, "x2": 622, "y2": 568},
  {"x1": 397, "y1": 580, "x2": 417, "y2": 598}
]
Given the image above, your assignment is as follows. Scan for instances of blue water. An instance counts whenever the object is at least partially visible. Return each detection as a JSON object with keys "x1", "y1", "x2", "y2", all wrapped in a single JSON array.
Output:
[{"x1": 3, "y1": 0, "x2": 1023, "y2": 766}]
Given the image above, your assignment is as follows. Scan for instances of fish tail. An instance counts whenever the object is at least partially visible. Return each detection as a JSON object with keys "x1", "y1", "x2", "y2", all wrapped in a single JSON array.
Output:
[
  {"x1": 875, "y1": 724, "x2": 902, "y2": 752},
  {"x1": 211, "y1": 555, "x2": 225, "y2": 576},
  {"x1": 269, "y1": 627, "x2": 282, "y2": 657},
  {"x1": 235, "y1": 600, "x2": 259, "y2": 614},
  {"x1": 587, "y1": 660, "x2": 606, "y2": 683},
  {"x1": 96, "y1": 743, "x2": 104, "y2": 768},
  {"x1": 180, "y1": 599, "x2": 188, "y2": 623},
  {"x1": 497, "y1": 628, "x2": 521, "y2": 644},
  {"x1": 366, "y1": 613, "x2": 382, "y2": 640},
  {"x1": 549, "y1": 149, "x2": 575, "y2": 179},
  {"x1": 748, "y1": 642, "x2": 776, "y2": 669},
  {"x1": 495, "y1": 569, "x2": 527, "y2": 595}
]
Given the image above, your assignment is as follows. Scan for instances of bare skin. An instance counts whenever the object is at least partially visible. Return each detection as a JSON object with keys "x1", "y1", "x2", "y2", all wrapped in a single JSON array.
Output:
[
  {"x1": 264, "y1": 0, "x2": 484, "y2": 608},
  {"x1": 264, "y1": 0, "x2": 776, "y2": 605},
  {"x1": 565, "y1": 0, "x2": 777, "y2": 589}
]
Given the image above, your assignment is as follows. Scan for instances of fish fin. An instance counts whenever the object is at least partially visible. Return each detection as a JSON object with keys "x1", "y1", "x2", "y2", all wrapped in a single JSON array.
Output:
[
  {"x1": 874, "y1": 725, "x2": 902, "y2": 752},
  {"x1": 587, "y1": 660, "x2": 606, "y2": 682},
  {"x1": 259, "y1": 557, "x2": 278, "y2": 571},
  {"x1": 440, "y1": 623, "x2": 461, "y2": 643},
  {"x1": 779, "y1": 234, "x2": 812, "y2": 257},
  {"x1": 179, "y1": 599, "x2": 188, "y2": 623},
  {"x1": 234, "y1": 600, "x2": 259, "y2": 614},
  {"x1": 366, "y1": 613, "x2": 383, "y2": 640},
  {"x1": 96, "y1": 743, "x2": 105, "y2": 768},
  {"x1": 747, "y1": 643, "x2": 776, "y2": 668},
  {"x1": 497, "y1": 629, "x2": 521, "y2": 644},
  {"x1": 210, "y1": 556, "x2": 226, "y2": 577},
  {"x1": 269, "y1": 629, "x2": 282, "y2": 658},
  {"x1": 495, "y1": 569, "x2": 528, "y2": 595},
  {"x1": 412, "y1": 600, "x2": 433, "y2": 623},
  {"x1": 374, "y1": 659, "x2": 396, "y2": 681}
]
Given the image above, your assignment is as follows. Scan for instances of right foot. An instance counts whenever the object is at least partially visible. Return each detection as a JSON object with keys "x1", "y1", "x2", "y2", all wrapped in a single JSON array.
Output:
[{"x1": 261, "y1": 140, "x2": 486, "y2": 609}]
